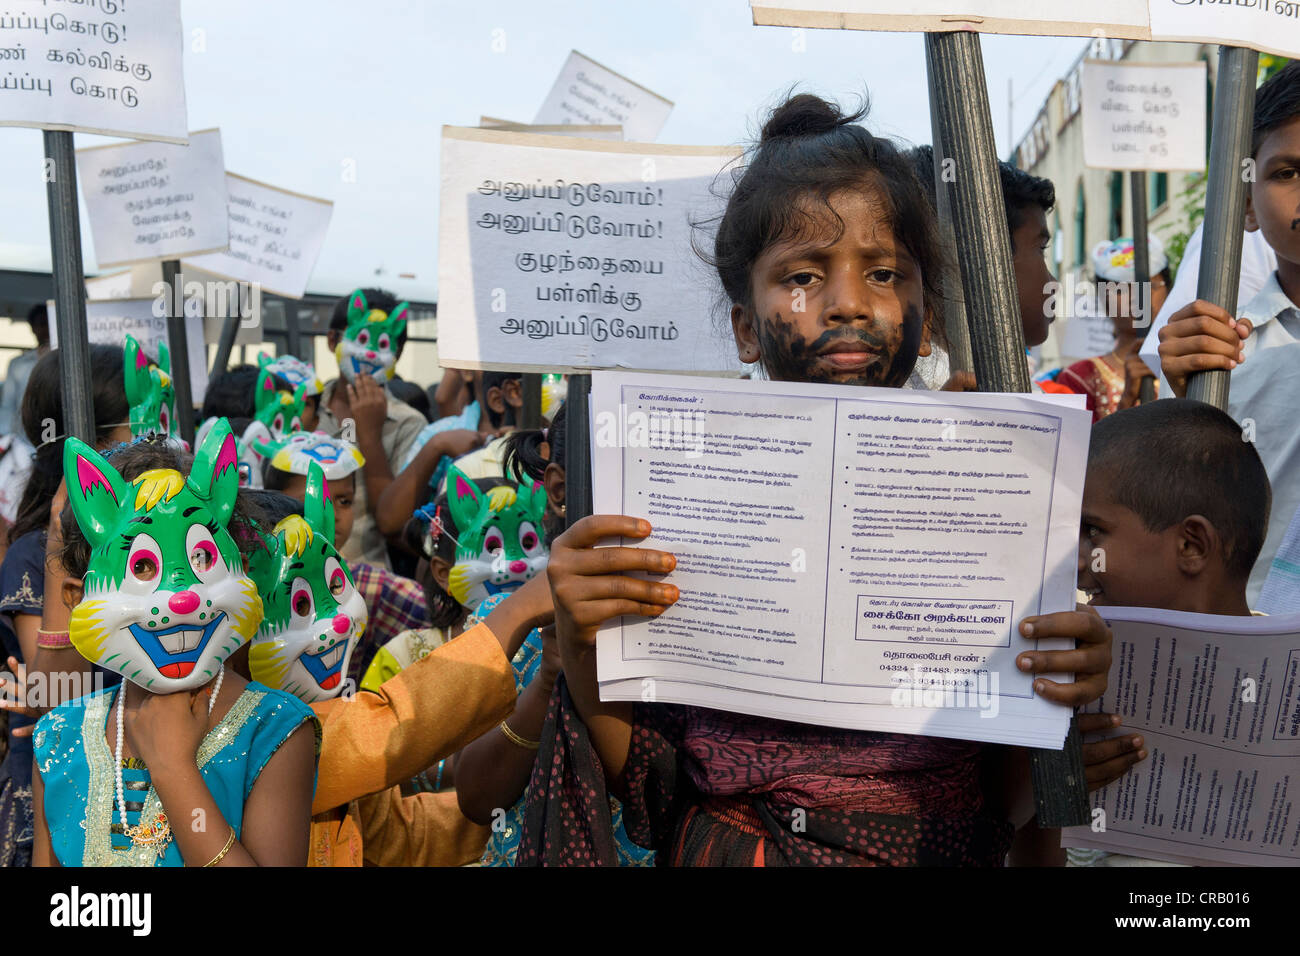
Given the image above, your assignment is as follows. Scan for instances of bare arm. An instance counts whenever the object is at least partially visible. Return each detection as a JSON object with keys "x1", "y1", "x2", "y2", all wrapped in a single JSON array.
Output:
[
  {"x1": 374, "y1": 428, "x2": 484, "y2": 536},
  {"x1": 433, "y1": 369, "x2": 468, "y2": 419},
  {"x1": 547, "y1": 515, "x2": 677, "y2": 788},
  {"x1": 31, "y1": 763, "x2": 58, "y2": 867},
  {"x1": 456, "y1": 628, "x2": 559, "y2": 825}
]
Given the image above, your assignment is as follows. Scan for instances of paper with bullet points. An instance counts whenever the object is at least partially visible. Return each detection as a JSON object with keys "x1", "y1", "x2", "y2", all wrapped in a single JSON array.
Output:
[{"x1": 592, "y1": 370, "x2": 1091, "y2": 748}]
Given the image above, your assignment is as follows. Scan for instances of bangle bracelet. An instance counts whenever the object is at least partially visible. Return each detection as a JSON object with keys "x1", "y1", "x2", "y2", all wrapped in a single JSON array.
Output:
[
  {"x1": 498, "y1": 719, "x2": 540, "y2": 750},
  {"x1": 202, "y1": 827, "x2": 237, "y2": 867},
  {"x1": 36, "y1": 630, "x2": 71, "y2": 649}
]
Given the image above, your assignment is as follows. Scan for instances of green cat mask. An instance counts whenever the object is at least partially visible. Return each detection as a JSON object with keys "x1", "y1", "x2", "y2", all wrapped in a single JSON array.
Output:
[
  {"x1": 247, "y1": 462, "x2": 368, "y2": 703},
  {"x1": 64, "y1": 418, "x2": 262, "y2": 692},
  {"x1": 124, "y1": 335, "x2": 178, "y2": 439},
  {"x1": 443, "y1": 465, "x2": 549, "y2": 608},
  {"x1": 334, "y1": 288, "x2": 408, "y2": 383}
]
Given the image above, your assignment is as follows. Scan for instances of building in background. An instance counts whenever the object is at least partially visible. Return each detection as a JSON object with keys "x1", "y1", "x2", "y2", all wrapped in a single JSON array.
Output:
[{"x1": 1014, "y1": 38, "x2": 1217, "y2": 372}]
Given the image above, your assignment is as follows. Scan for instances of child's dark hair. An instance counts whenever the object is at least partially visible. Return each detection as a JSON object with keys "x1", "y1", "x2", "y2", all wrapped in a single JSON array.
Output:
[
  {"x1": 705, "y1": 93, "x2": 946, "y2": 336},
  {"x1": 909, "y1": 145, "x2": 1054, "y2": 252},
  {"x1": 330, "y1": 286, "x2": 407, "y2": 353},
  {"x1": 59, "y1": 439, "x2": 275, "y2": 577},
  {"x1": 202, "y1": 365, "x2": 259, "y2": 420},
  {"x1": 1089, "y1": 400, "x2": 1271, "y2": 579},
  {"x1": 423, "y1": 476, "x2": 510, "y2": 630},
  {"x1": 11, "y1": 345, "x2": 130, "y2": 545},
  {"x1": 1253, "y1": 61, "x2": 1300, "y2": 156},
  {"x1": 503, "y1": 400, "x2": 566, "y2": 485},
  {"x1": 241, "y1": 489, "x2": 304, "y2": 530}
]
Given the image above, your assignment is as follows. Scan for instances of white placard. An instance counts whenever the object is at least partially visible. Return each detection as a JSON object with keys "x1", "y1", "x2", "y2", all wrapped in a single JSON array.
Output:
[
  {"x1": 750, "y1": 0, "x2": 1150, "y2": 39},
  {"x1": 1082, "y1": 61, "x2": 1206, "y2": 172},
  {"x1": 1063, "y1": 606, "x2": 1300, "y2": 867},
  {"x1": 437, "y1": 126, "x2": 741, "y2": 374},
  {"x1": 592, "y1": 371, "x2": 1091, "y2": 749},
  {"x1": 480, "y1": 115, "x2": 625, "y2": 141},
  {"x1": 48, "y1": 297, "x2": 209, "y2": 404},
  {"x1": 1150, "y1": 0, "x2": 1300, "y2": 63},
  {"x1": 0, "y1": 0, "x2": 187, "y2": 143},
  {"x1": 751, "y1": 0, "x2": 1300, "y2": 59},
  {"x1": 75, "y1": 129, "x2": 229, "y2": 268},
  {"x1": 533, "y1": 51, "x2": 673, "y2": 143},
  {"x1": 183, "y1": 173, "x2": 334, "y2": 299}
]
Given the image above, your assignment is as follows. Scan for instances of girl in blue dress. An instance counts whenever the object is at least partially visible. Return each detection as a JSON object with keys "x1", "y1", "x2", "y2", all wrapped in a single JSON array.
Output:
[{"x1": 31, "y1": 422, "x2": 319, "y2": 866}]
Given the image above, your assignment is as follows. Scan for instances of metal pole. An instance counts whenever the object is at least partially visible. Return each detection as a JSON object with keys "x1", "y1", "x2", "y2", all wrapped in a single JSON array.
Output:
[
  {"x1": 211, "y1": 292, "x2": 241, "y2": 378},
  {"x1": 161, "y1": 260, "x2": 196, "y2": 445},
  {"x1": 1130, "y1": 172, "x2": 1157, "y2": 404},
  {"x1": 928, "y1": 65, "x2": 975, "y2": 374},
  {"x1": 1187, "y1": 45, "x2": 1258, "y2": 409},
  {"x1": 926, "y1": 33, "x2": 1031, "y2": 393},
  {"x1": 564, "y1": 373, "x2": 592, "y2": 529},
  {"x1": 520, "y1": 372, "x2": 543, "y2": 430},
  {"x1": 926, "y1": 31, "x2": 1088, "y2": 828},
  {"x1": 43, "y1": 130, "x2": 95, "y2": 444}
]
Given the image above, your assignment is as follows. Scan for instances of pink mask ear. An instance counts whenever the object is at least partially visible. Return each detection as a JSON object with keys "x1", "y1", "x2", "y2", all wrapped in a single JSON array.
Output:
[
  {"x1": 77, "y1": 455, "x2": 118, "y2": 504},
  {"x1": 135, "y1": 351, "x2": 149, "y2": 370}
]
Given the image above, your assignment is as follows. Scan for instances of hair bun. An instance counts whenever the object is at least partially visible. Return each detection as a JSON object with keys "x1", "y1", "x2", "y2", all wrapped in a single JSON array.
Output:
[{"x1": 760, "y1": 93, "x2": 864, "y2": 142}]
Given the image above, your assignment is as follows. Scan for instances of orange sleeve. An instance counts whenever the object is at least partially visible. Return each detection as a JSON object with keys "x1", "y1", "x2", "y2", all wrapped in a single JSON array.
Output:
[
  {"x1": 357, "y1": 788, "x2": 491, "y2": 867},
  {"x1": 311, "y1": 622, "x2": 516, "y2": 814}
]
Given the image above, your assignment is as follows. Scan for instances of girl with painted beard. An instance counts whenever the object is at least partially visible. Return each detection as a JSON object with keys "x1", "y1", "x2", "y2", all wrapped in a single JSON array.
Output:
[{"x1": 520, "y1": 94, "x2": 1114, "y2": 866}]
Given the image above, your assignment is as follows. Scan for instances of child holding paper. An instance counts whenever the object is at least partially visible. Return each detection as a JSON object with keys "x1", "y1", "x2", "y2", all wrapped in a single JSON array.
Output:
[
  {"x1": 1071, "y1": 398, "x2": 1271, "y2": 865},
  {"x1": 520, "y1": 93, "x2": 1114, "y2": 867},
  {"x1": 1157, "y1": 61, "x2": 1300, "y2": 602}
]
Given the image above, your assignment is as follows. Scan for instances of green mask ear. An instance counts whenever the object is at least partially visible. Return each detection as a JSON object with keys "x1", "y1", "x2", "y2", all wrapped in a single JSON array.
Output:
[
  {"x1": 445, "y1": 464, "x2": 482, "y2": 537},
  {"x1": 254, "y1": 369, "x2": 278, "y2": 413},
  {"x1": 521, "y1": 480, "x2": 547, "y2": 524},
  {"x1": 63, "y1": 437, "x2": 128, "y2": 549},
  {"x1": 258, "y1": 353, "x2": 272, "y2": 371},
  {"x1": 303, "y1": 462, "x2": 335, "y2": 546},
  {"x1": 123, "y1": 335, "x2": 150, "y2": 407},
  {"x1": 157, "y1": 340, "x2": 171, "y2": 377},
  {"x1": 346, "y1": 289, "x2": 369, "y2": 327},
  {"x1": 389, "y1": 302, "x2": 410, "y2": 342},
  {"x1": 188, "y1": 417, "x2": 239, "y2": 527}
]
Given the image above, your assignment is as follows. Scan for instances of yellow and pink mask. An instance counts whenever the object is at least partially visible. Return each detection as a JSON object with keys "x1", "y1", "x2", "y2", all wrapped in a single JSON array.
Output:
[{"x1": 64, "y1": 419, "x2": 263, "y2": 692}]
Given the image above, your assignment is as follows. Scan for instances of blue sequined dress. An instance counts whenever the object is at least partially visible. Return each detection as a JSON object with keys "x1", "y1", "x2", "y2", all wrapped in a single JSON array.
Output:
[{"x1": 33, "y1": 680, "x2": 319, "y2": 866}]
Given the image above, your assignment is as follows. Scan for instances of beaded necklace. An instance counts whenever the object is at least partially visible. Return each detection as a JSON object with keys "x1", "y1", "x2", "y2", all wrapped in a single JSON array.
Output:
[{"x1": 112, "y1": 670, "x2": 223, "y2": 858}]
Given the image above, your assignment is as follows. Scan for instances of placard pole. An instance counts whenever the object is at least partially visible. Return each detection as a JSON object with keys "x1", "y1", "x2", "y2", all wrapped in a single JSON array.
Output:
[
  {"x1": 211, "y1": 310, "x2": 241, "y2": 378},
  {"x1": 162, "y1": 259, "x2": 196, "y2": 445},
  {"x1": 928, "y1": 60, "x2": 974, "y2": 375},
  {"x1": 1186, "y1": 45, "x2": 1258, "y2": 410},
  {"x1": 926, "y1": 30, "x2": 1088, "y2": 827},
  {"x1": 43, "y1": 130, "x2": 95, "y2": 444},
  {"x1": 1131, "y1": 172, "x2": 1157, "y2": 404},
  {"x1": 564, "y1": 373, "x2": 593, "y2": 529},
  {"x1": 520, "y1": 373, "x2": 544, "y2": 429}
]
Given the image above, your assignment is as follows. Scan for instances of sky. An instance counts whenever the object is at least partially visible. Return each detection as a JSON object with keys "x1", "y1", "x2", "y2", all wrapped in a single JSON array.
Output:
[{"x1": 0, "y1": 0, "x2": 1091, "y2": 302}]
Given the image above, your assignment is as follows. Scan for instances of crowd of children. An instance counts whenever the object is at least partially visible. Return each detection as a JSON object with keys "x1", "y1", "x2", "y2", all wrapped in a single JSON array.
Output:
[{"x1": 0, "y1": 67, "x2": 1296, "y2": 867}]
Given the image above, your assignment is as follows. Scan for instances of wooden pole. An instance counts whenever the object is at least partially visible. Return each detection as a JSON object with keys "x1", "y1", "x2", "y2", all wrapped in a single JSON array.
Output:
[
  {"x1": 43, "y1": 130, "x2": 95, "y2": 444},
  {"x1": 1187, "y1": 46, "x2": 1259, "y2": 409},
  {"x1": 926, "y1": 31, "x2": 1088, "y2": 827},
  {"x1": 162, "y1": 259, "x2": 196, "y2": 445}
]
